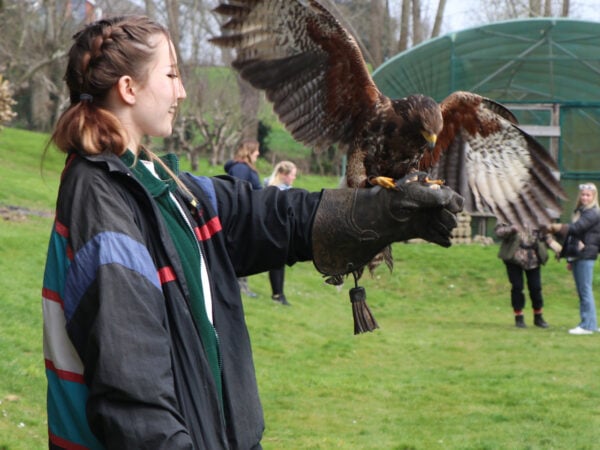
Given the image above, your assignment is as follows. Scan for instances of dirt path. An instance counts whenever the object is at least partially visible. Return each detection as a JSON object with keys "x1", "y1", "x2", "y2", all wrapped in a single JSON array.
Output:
[{"x1": 0, "y1": 204, "x2": 53, "y2": 222}]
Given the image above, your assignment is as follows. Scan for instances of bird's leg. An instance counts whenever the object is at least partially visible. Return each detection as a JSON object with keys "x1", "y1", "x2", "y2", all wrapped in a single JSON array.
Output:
[
  {"x1": 367, "y1": 175, "x2": 397, "y2": 190},
  {"x1": 423, "y1": 176, "x2": 444, "y2": 186},
  {"x1": 370, "y1": 172, "x2": 445, "y2": 191},
  {"x1": 422, "y1": 176, "x2": 444, "y2": 189}
]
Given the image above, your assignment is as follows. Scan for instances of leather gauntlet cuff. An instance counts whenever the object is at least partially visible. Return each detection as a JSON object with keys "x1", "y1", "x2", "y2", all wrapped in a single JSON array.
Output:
[
  {"x1": 312, "y1": 188, "x2": 392, "y2": 277},
  {"x1": 312, "y1": 184, "x2": 463, "y2": 277}
]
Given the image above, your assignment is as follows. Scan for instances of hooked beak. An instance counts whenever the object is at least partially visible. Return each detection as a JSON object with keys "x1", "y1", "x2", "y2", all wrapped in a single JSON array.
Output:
[{"x1": 421, "y1": 131, "x2": 437, "y2": 150}]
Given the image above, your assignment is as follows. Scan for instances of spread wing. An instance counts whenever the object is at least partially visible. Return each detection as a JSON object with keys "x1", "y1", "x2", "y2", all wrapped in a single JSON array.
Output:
[
  {"x1": 210, "y1": 0, "x2": 385, "y2": 159},
  {"x1": 426, "y1": 91, "x2": 567, "y2": 229},
  {"x1": 211, "y1": 2, "x2": 566, "y2": 229}
]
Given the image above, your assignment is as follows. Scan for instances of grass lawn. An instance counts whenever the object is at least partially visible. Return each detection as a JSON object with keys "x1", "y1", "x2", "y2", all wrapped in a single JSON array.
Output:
[{"x1": 2, "y1": 127, "x2": 600, "y2": 449}]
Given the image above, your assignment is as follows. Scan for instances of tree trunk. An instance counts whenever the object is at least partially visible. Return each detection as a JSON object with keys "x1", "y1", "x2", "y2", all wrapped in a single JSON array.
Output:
[
  {"x1": 431, "y1": 0, "x2": 447, "y2": 38},
  {"x1": 369, "y1": 0, "x2": 384, "y2": 67},
  {"x1": 398, "y1": 0, "x2": 410, "y2": 52},
  {"x1": 412, "y1": 0, "x2": 423, "y2": 46},
  {"x1": 237, "y1": 76, "x2": 259, "y2": 141},
  {"x1": 144, "y1": 0, "x2": 158, "y2": 20},
  {"x1": 164, "y1": 0, "x2": 182, "y2": 66},
  {"x1": 529, "y1": 0, "x2": 541, "y2": 16}
]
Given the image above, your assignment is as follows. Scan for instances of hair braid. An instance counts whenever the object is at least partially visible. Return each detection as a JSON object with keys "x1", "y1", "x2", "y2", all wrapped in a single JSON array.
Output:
[{"x1": 50, "y1": 16, "x2": 169, "y2": 156}]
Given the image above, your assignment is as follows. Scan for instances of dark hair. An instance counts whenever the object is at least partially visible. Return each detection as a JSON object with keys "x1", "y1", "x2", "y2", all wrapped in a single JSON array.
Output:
[{"x1": 50, "y1": 15, "x2": 170, "y2": 156}]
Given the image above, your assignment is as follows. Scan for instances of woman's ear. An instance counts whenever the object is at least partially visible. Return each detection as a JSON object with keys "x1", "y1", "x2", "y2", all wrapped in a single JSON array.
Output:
[{"x1": 116, "y1": 75, "x2": 136, "y2": 105}]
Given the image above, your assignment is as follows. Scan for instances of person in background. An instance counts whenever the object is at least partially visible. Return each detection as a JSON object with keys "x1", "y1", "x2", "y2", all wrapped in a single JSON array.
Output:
[
  {"x1": 264, "y1": 161, "x2": 297, "y2": 305},
  {"x1": 224, "y1": 139, "x2": 262, "y2": 297},
  {"x1": 495, "y1": 223, "x2": 562, "y2": 328},
  {"x1": 547, "y1": 182, "x2": 600, "y2": 335},
  {"x1": 41, "y1": 15, "x2": 463, "y2": 449},
  {"x1": 224, "y1": 139, "x2": 262, "y2": 190}
]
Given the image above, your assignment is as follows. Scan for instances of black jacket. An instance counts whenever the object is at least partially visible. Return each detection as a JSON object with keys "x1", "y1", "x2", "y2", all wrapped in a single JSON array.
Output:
[
  {"x1": 561, "y1": 206, "x2": 600, "y2": 260},
  {"x1": 43, "y1": 151, "x2": 321, "y2": 449},
  {"x1": 224, "y1": 160, "x2": 262, "y2": 190}
]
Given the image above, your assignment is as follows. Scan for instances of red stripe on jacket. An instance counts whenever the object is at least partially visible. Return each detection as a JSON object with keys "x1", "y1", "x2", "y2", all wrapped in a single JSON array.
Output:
[
  {"x1": 55, "y1": 220, "x2": 69, "y2": 238},
  {"x1": 45, "y1": 359, "x2": 85, "y2": 384},
  {"x1": 49, "y1": 430, "x2": 89, "y2": 450},
  {"x1": 43, "y1": 288, "x2": 64, "y2": 308},
  {"x1": 158, "y1": 266, "x2": 177, "y2": 284},
  {"x1": 193, "y1": 216, "x2": 222, "y2": 241}
]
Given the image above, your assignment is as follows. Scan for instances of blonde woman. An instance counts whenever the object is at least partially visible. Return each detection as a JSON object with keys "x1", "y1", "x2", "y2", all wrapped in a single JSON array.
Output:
[
  {"x1": 265, "y1": 161, "x2": 297, "y2": 305},
  {"x1": 548, "y1": 183, "x2": 600, "y2": 334}
]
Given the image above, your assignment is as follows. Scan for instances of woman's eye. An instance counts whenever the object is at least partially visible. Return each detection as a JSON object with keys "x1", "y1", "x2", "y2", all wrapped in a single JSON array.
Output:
[{"x1": 168, "y1": 73, "x2": 179, "y2": 79}]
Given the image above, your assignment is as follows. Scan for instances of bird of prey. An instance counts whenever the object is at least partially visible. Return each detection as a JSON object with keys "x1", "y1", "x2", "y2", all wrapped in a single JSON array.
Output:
[{"x1": 210, "y1": 0, "x2": 566, "y2": 265}]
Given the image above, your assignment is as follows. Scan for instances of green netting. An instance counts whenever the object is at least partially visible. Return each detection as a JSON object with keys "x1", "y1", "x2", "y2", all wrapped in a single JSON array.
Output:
[
  {"x1": 560, "y1": 106, "x2": 600, "y2": 176},
  {"x1": 372, "y1": 18, "x2": 600, "y2": 103}
]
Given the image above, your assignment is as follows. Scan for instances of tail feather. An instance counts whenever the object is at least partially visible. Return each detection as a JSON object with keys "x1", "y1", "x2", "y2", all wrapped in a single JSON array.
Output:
[{"x1": 368, "y1": 245, "x2": 393, "y2": 275}]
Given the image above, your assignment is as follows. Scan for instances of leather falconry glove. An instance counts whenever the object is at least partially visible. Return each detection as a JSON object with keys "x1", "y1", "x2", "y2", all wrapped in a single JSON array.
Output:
[
  {"x1": 312, "y1": 181, "x2": 464, "y2": 279},
  {"x1": 312, "y1": 180, "x2": 463, "y2": 335},
  {"x1": 545, "y1": 223, "x2": 563, "y2": 234}
]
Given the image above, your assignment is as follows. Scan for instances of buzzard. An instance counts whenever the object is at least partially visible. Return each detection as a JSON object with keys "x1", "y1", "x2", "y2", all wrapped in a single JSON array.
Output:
[
  {"x1": 210, "y1": 0, "x2": 566, "y2": 279},
  {"x1": 210, "y1": 0, "x2": 565, "y2": 216}
]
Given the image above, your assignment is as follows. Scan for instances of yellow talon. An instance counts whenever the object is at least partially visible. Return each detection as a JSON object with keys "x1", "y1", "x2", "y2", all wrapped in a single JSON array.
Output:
[
  {"x1": 424, "y1": 176, "x2": 444, "y2": 186},
  {"x1": 369, "y1": 176, "x2": 397, "y2": 189}
]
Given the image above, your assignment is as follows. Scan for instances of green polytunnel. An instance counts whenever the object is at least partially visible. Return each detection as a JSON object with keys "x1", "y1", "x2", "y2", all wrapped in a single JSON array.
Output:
[{"x1": 372, "y1": 18, "x2": 600, "y2": 223}]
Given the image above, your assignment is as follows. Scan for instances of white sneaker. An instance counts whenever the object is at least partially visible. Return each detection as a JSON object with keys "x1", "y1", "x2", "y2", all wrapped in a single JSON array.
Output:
[{"x1": 569, "y1": 326, "x2": 593, "y2": 335}]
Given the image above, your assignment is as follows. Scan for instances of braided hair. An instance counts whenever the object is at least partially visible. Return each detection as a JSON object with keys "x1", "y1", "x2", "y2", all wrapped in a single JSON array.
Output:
[{"x1": 51, "y1": 16, "x2": 170, "y2": 156}]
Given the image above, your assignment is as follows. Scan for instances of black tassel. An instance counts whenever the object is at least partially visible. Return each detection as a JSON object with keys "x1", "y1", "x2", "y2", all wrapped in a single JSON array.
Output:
[{"x1": 349, "y1": 286, "x2": 379, "y2": 334}]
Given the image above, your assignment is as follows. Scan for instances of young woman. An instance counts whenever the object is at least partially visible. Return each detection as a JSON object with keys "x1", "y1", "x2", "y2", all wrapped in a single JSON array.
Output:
[
  {"x1": 224, "y1": 140, "x2": 262, "y2": 297},
  {"x1": 224, "y1": 140, "x2": 262, "y2": 190},
  {"x1": 548, "y1": 183, "x2": 600, "y2": 335},
  {"x1": 42, "y1": 15, "x2": 462, "y2": 449},
  {"x1": 265, "y1": 161, "x2": 298, "y2": 305}
]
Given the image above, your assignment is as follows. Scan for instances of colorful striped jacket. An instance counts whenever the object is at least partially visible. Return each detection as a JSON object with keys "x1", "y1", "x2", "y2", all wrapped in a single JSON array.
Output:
[{"x1": 42, "y1": 151, "x2": 320, "y2": 449}]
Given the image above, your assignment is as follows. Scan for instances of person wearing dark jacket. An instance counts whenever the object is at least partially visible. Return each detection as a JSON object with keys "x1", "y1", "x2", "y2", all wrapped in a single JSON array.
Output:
[
  {"x1": 547, "y1": 183, "x2": 600, "y2": 335},
  {"x1": 224, "y1": 140, "x2": 262, "y2": 190},
  {"x1": 495, "y1": 224, "x2": 562, "y2": 328},
  {"x1": 224, "y1": 140, "x2": 262, "y2": 297},
  {"x1": 42, "y1": 16, "x2": 463, "y2": 449}
]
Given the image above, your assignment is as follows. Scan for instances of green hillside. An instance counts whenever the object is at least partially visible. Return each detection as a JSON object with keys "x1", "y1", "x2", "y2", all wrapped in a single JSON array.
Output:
[{"x1": 1, "y1": 127, "x2": 599, "y2": 449}]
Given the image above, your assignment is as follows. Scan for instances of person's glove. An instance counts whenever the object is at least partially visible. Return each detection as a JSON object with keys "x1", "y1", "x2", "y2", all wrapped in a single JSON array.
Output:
[
  {"x1": 545, "y1": 223, "x2": 563, "y2": 234},
  {"x1": 546, "y1": 237, "x2": 563, "y2": 260},
  {"x1": 312, "y1": 181, "x2": 464, "y2": 277}
]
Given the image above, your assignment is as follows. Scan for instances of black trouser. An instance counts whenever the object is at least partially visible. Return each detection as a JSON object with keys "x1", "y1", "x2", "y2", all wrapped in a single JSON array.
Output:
[
  {"x1": 504, "y1": 262, "x2": 544, "y2": 311},
  {"x1": 269, "y1": 266, "x2": 285, "y2": 296}
]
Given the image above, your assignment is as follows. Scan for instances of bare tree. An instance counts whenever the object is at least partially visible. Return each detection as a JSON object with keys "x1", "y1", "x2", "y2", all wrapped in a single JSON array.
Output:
[
  {"x1": 411, "y1": 0, "x2": 424, "y2": 45},
  {"x1": 0, "y1": 74, "x2": 17, "y2": 129},
  {"x1": 529, "y1": 0, "x2": 541, "y2": 16},
  {"x1": 168, "y1": 111, "x2": 240, "y2": 170},
  {"x1": 431, "y1": 0, "x2": 447, "y2": 38},
  {"x1": 237, "y1": 77, "x2": 260, "y2": 142},
  {"x1": 369, "y1": 0, "x2": 385, "y2": 66},
  {"x1": 398, "y1": 0, "x2": 410, "y2": 52}
]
